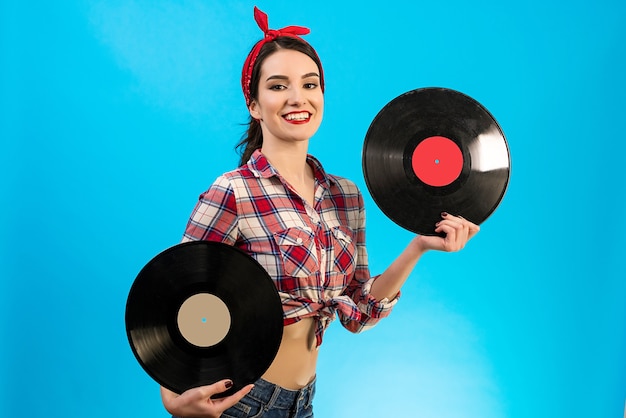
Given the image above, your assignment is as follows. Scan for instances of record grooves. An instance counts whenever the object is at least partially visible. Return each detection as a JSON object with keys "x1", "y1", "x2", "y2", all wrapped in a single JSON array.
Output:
[
  {"x1": 125, "y1": 241, "x2": 283, "y2": 396},
  {"x1": 362, "y1": 87, "x2": 510, "y2": 235}
]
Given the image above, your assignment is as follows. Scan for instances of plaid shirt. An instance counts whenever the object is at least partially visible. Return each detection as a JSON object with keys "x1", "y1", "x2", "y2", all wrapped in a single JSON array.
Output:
[{"x1": 182, "y1": 150, "x2": 398, "y2": 346}]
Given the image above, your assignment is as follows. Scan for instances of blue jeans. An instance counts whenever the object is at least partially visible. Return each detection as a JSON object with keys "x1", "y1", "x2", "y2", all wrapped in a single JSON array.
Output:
[{"x1": 220, "y1": 377, "x2": 315, "y2": 418}]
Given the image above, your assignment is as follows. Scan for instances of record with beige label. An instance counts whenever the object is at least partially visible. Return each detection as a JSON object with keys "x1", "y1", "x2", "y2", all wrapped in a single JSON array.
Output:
[{"x1": 125, "y1": 241, "x2": 283, "y2": 396}]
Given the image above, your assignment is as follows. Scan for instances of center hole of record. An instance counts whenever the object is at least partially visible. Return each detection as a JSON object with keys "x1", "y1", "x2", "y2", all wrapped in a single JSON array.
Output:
[{"x1": 177, "y1": 293, "x2": 231, "y2": 348}]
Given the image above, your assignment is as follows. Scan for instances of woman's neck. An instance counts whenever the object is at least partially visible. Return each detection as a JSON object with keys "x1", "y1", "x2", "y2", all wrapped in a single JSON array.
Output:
[
  {"x1": 261, "y1": 142, "x2": 310, "y2": 183},
  {"x1": 261, "y1": 142, "x2": 315, "y2": 205}
]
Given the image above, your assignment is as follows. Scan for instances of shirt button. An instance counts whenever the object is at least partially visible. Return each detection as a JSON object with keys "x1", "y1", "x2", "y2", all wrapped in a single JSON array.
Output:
[{"x1": 297, "y1": 238, "x2": 303, "y2": 244}]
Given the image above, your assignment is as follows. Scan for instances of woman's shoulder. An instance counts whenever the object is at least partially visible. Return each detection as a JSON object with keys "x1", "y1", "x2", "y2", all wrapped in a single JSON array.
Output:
[
  {"x1": 327, "y1": 173, "x2": 362, "y2": 197},
  {"x1": 222, "y1": 164, "x2": 254, "y2": 177},
  {"x1": 200, "y1": 166, "x2": 253, "y2": 195},
  {"x1": 212, "y1": 164, "x2": 257, "y2": 184},
  {"x1": 203, "y1": 164, "x2": 266, "y2": 198},
  {"x1": 308, "y1": 155, "x2": 362, "y2": 196}
]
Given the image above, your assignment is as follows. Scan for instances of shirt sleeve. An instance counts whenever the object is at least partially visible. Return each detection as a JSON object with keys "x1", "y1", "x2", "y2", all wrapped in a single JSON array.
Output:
[
  {"x1": 182, "y1": 175, "x2": 239, "y2": 244},
  {"x1": 339, "y1": 187, "x2": 400, "y2": 334}
]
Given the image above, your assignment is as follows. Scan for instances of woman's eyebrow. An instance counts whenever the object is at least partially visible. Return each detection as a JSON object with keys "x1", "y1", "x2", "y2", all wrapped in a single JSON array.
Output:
[
  {"x1": 265, "y1": 72, "x2": 320, "y2": 82},
  {"x1": 266, "y1": 75, "x2": 289, "y2": 82}
]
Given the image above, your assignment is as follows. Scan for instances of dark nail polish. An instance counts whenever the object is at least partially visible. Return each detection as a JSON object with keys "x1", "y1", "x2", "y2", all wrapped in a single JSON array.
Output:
[
  {"x1": 225, "y1": 380, "x2": 233, "y2": 389},
  {"x1": 441, "y1": 212, "x2": 448, "y2": 217}
]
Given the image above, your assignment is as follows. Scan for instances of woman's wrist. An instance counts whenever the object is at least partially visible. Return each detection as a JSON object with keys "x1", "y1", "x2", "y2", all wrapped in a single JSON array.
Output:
[{"x1": 408, "y1": 236, "x2": 430, "y2": 258}]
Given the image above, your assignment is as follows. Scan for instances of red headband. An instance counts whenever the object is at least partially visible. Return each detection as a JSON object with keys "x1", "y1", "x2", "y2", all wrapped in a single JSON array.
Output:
[{"x1": 241, "y1": 6, "x2": 324, "y2": 105}]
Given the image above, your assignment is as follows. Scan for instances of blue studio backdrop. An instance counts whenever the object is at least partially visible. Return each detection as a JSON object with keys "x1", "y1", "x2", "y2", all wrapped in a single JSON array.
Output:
[{"x1": 1, "y1": 1, "x2": 625, "y2": 417}]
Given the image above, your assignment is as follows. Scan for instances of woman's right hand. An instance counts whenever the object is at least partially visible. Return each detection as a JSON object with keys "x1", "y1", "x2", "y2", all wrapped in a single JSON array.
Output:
[{"x1": 160, "y1": 380, "x2": 254, "y2": 418}]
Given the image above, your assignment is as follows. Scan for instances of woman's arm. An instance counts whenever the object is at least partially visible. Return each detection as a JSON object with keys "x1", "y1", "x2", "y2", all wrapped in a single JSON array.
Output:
[
  {"x1": 369, "y1": 212, "x2": 480, "y2": 301},
  {"x1": 159, "y1": 177, "x2": 244, "y2": 417},
  {"x1": 182, "y1": 175, "x2": 239, "y2": 244}
]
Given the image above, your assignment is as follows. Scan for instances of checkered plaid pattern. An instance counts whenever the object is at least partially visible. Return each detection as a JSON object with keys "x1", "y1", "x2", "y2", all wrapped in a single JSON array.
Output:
[{"x1": 182, "y1": 150, "x2": 398, "y2": 346}]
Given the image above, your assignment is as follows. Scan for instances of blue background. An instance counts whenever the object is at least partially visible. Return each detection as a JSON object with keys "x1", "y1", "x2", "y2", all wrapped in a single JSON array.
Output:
[{"x1": 1, "y1": 1, "x2": 625, "y2": 417}]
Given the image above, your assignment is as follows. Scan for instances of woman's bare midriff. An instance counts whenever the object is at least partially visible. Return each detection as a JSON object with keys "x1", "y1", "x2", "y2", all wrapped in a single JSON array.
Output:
[{"x1": 261, "y1": 317, "x2": 318, "y2": 390}]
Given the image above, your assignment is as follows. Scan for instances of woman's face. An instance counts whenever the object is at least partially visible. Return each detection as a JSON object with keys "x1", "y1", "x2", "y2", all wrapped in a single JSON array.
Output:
[{"x1": 249, "y1": 48, "x2": 324, "y2": 146}]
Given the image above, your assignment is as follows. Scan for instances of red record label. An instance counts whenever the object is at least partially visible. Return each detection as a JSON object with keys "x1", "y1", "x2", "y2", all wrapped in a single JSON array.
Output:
[{"x1": 411, "y1": 136, "x2": 463, "y2": 187}]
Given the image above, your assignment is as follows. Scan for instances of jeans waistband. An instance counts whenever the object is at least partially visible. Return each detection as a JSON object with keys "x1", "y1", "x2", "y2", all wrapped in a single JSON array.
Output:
[{"x1": 250, "y1": 377, "x2": 316, "y2": 410}]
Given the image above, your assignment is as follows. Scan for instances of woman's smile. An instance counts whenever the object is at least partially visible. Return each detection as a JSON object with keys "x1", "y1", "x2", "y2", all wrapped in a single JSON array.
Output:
[{"x1": 283, "y1": 111, "x2": 311, "y2": 123}]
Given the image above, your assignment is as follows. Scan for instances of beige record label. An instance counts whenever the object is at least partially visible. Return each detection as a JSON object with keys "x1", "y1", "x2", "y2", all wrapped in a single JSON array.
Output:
[{"x1": 177, "y1": 293, "x2": 231, "y2": 347}]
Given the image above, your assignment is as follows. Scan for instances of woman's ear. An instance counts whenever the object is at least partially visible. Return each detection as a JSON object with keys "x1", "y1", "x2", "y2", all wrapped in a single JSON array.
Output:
[{"x1": 248, "y1": 100, "x2": 261, "y2": 121}]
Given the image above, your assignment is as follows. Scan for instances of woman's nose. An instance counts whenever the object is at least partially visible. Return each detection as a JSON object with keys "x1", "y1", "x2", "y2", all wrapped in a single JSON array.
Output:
[{"x1": 288, "y1": 87, "x2": 306, "y2": 106}]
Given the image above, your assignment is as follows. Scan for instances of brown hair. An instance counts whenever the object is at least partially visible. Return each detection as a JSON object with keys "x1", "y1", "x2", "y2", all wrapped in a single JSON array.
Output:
[{"x1": 236, "y1": 36, "x2": 324, "y2": 166}]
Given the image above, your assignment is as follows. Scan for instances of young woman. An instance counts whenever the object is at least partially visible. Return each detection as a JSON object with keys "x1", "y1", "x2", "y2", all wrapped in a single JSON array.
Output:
[{"x1": 161, "y1": 7, "x2": 479, "y2": 418}]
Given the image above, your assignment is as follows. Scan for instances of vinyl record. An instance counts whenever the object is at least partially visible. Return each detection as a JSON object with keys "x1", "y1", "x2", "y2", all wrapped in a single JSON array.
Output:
[
  {"x1": 125, "y1": 241, "x2": 283, "y2": 396},
  {"x1": 362, "y1": 87, "x2": 510, "y2": 235}
]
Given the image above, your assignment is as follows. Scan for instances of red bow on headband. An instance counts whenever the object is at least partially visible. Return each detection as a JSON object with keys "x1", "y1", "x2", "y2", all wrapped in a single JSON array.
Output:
[
  {"x1": 254, "y1": 6, "x2": 310, "y2": 40},
  {"x1": 241, "y1": 6, "x2": 321, "y2": 105}
]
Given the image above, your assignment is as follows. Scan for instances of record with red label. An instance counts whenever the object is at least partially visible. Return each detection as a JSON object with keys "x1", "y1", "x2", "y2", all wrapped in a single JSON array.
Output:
[
  {"x1": 362, "y1": 87, "x2": 510, "y2": 235},
  {"x1": 125, "y1": 241, "x2": 283, "y2": 396}
]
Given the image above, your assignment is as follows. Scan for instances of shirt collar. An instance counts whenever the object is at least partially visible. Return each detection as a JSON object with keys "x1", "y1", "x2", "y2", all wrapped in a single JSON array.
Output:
[{"x1": 248, "y1": 149, "x2": 335, "y2": 188}]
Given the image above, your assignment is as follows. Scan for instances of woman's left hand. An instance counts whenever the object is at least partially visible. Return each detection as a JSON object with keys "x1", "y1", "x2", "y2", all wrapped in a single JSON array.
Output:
[
  {"x1": 415, "y1": 212, "x2": 480, "y2": 253},
  {"x1": 370, "y1": 212, "x2": 480, "y2": 301}
]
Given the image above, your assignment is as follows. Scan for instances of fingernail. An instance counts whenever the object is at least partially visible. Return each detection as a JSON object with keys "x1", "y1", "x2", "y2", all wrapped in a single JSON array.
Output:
[
  {"x1": 441, "y1": 212, "x2": 448, "y2": 217},
  {"x1": 225, "y1": 380, "x2": 233, "y2": 389}
]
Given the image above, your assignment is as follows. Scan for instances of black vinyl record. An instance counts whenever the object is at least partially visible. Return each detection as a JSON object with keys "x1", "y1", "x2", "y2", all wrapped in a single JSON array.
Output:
[
  {"x1": 125, "y1": 241, "x2": 283, "y2": 396},
  {"x1": 362, "y1": 87, "x2": 510, "y2": 235}
]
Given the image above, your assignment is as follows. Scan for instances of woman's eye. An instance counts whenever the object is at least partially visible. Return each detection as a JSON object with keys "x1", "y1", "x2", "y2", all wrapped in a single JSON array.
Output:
[
  {"x1": 269, "y1": 84, "x2": 286, "y2": 90},
  {"x1": 304, "y1": 83, "x2": 318, "y2": 89}
]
